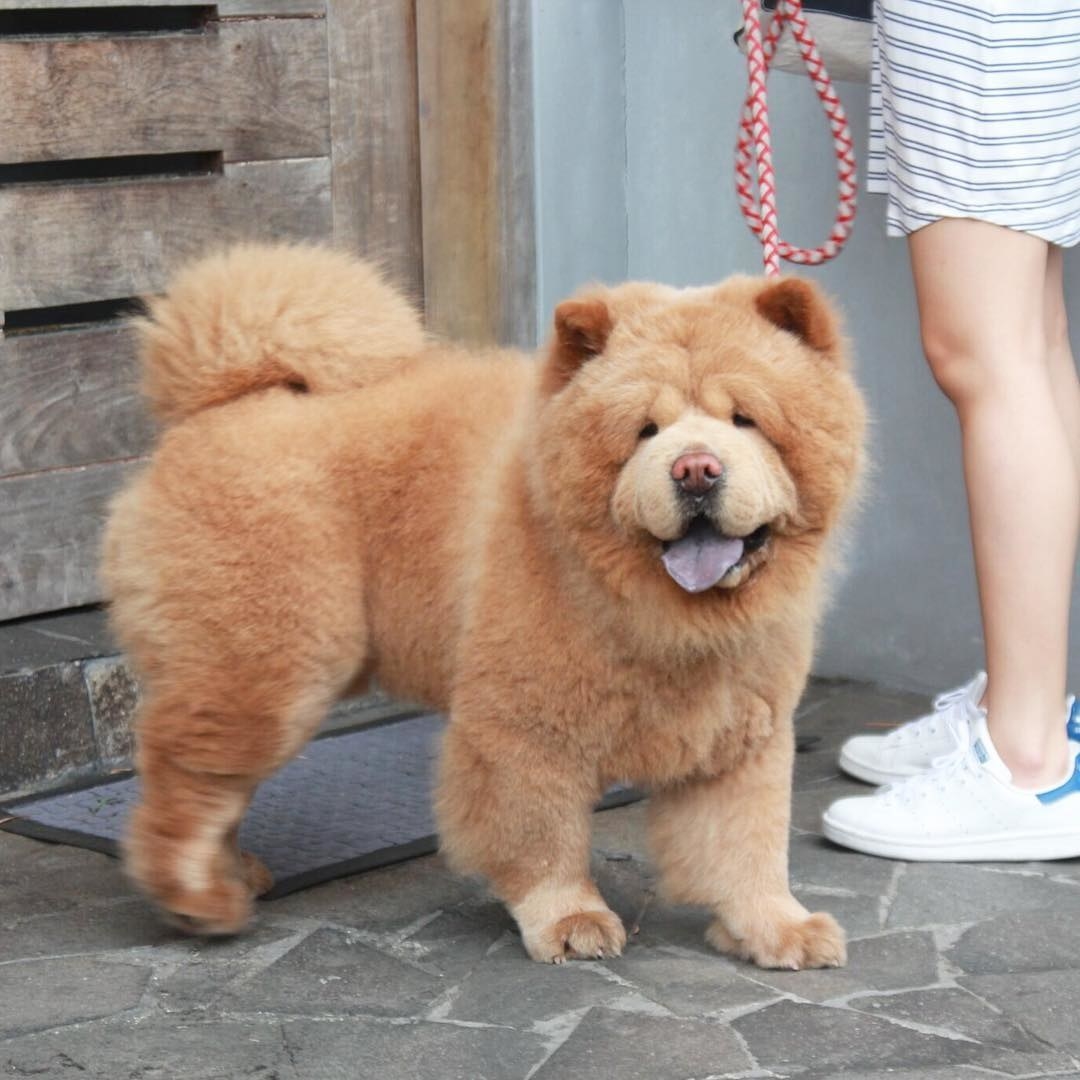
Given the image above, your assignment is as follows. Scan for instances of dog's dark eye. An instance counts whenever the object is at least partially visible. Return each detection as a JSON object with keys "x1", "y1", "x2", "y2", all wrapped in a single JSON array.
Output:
[
  {"x1": 732, "y1": 413, "x2": 755, "y2": 429},
  {"x1": 639, "y1": 422, "x2": 659, "y2": 439}
]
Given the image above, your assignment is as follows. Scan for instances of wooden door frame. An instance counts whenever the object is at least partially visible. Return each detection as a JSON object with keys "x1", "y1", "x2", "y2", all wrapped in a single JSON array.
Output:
[{"x1": 416, "y1": 0, "x2": 537, "y2": 348}]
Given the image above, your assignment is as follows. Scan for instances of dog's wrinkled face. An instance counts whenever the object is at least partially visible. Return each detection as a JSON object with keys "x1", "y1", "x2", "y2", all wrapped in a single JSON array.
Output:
[
  {"x1": 614, "y1": 403, "x2": 796, "y2": 592},
  {"x1": 533, "y1": 276, "x2": 866, "y2": 609}
]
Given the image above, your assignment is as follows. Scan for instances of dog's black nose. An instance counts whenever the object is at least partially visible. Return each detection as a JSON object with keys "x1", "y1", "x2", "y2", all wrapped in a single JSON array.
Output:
[{"x1": 671, "y1": 452, "x2": 723, "y2": 496}]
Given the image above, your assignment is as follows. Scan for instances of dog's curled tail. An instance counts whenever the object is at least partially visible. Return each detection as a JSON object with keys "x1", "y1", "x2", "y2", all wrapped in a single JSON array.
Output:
[{"x1": 136, "y1": 243, "x2": 426, "y2": 425}]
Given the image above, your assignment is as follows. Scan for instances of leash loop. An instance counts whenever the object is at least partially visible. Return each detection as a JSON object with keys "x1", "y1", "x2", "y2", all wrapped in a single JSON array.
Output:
[{"x1": 736, "y1": 0, "x2": 858, "y2": 275}]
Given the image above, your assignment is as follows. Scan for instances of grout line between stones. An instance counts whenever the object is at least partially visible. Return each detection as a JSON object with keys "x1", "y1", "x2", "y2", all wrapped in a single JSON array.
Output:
[
  {"x1": 278, "y1": 1021, "x2": 301, "y2": 1079},
  {"x1": 522, "y1": 1005, "x2": 593, "y2": 1080},
  {"x1": 878, "y1": 862, "x2": 906, "y2": 929}
]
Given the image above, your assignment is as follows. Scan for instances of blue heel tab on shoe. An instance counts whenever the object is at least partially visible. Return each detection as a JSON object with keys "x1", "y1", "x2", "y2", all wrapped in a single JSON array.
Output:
[
  {"x1": 1067, "y1": 698, "x2": 1080, "y2": 743},
  {"x1": 1037, "y1": 753, "x2": 1080, "y2": 805}
]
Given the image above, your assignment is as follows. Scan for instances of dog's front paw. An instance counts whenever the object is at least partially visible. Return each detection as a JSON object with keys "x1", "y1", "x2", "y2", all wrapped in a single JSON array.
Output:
[
  {"x1": 524, "y1": 908, "x2": 627, "y2": 964},
  {"x1": 510, "y1": 882, "x2": 627, "y2": 963},
  {"x1": 707, "y1": 910, "x2": 846, "y2": 970}
]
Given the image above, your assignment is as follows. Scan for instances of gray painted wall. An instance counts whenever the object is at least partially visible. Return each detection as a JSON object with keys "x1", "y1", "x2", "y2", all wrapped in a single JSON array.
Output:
[{"x1": 531, "y1": 0, "x2": 1079, "y2": 693}]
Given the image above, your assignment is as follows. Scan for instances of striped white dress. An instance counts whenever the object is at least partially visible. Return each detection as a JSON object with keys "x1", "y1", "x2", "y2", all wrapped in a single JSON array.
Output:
[{"x1": 868, "y1": 0, "x2": 1080, "y2": 247}]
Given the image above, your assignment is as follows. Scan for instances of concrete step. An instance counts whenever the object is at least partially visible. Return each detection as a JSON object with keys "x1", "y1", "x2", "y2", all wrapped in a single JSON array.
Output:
[{"x1": 0, "y1": 607, "x2": 418, "y2": 802}]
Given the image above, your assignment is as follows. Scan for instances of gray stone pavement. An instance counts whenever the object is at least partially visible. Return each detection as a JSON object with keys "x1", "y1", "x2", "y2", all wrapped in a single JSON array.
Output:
[{"x1": 2, "y1": 680, "x2": 1079, "y2": 1079}]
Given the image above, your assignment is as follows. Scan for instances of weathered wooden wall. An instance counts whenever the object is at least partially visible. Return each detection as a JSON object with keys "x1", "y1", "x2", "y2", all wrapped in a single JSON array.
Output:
[
  {"x1": 2, "y1": 19, "x2": 330, "y2": 164},
  {"x1": 0, "y1": 0, "x2": 532, "y2": 622},
  {"x1": 0, "y1": 0, "x2": 413, "y2": 621}
]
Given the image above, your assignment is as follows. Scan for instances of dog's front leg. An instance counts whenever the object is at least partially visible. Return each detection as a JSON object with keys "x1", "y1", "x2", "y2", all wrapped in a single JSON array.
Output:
[
  {"x1": 647, "y1": 708, "x2": 846, "y2": 970},
  {"x1": 436, "y1": 720, "x2": 626, "y2": 963}
]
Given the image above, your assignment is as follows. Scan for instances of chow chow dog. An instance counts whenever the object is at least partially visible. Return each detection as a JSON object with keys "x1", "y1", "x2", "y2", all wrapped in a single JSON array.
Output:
[{"x1": 103, "y1": 244, "x2": 865, "y2": 969}]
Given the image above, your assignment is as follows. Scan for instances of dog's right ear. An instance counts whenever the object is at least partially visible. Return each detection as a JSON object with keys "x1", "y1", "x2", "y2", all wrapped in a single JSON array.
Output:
[
  {"x1": 542, "y1": 298, "x2": 613, "y2": 394},
  {"x1": 754, "y1": 278, "x2": 844, "y2": 363}
]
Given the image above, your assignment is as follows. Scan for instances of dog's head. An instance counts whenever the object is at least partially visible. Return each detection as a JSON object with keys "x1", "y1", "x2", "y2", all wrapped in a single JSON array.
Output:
[{"x1": 530, "y1": 276, "x2": 866, "y2": 641}]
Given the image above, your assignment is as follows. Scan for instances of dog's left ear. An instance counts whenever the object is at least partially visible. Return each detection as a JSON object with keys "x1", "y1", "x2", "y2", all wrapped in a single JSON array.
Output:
[
  {"x1": 543, "y1": 297, "x2": 613, "y2": 393},
  {"x1": 755, "y1": 278, "x2": 844, "y2": 362}
]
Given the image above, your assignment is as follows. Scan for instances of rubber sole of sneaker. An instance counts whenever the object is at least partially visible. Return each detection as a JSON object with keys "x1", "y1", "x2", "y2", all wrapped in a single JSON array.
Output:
[
  {"x1": 822, "y1": 815, "x2": 1080, "y2": 862},
  {"x1": 837, "y1": 748, "x2": 925, "y2": 788}
]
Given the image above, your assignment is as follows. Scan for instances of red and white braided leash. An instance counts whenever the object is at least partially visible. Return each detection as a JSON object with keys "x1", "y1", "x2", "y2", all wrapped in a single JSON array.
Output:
[{"x1": 736, "y1": 0, "x2": 858, "y2": 276}]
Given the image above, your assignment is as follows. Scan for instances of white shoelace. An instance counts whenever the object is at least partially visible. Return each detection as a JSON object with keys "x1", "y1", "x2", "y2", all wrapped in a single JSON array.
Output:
[
  {"x1": 877, "y1": 688, "x2": 986, "y2": 804},
  {"x1": 884, "y1": 683, "x2": 974, "y2": 750},
  {"x1": 878, "y1": 740, "x2": 979, "y2": 806}
]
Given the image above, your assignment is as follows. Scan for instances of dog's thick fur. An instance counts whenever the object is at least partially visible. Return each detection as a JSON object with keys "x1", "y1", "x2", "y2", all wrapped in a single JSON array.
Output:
[{"x1": 103, "y1": 244, "x2": 865, "y2": 968}]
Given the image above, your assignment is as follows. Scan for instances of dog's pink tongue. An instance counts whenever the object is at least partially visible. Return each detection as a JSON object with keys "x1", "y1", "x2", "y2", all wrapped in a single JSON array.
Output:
[{"x1": 662, "y1": 520, "x2": 745, "y2": 593}]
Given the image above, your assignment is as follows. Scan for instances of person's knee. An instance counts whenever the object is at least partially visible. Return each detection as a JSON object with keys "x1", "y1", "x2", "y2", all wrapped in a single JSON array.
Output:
[
  {"x1": 920, "y1": 323, "x2": 1043, "y2": 408},
  {"x1": 919, "y1": 327, "x2": 983, "y2": 405}
]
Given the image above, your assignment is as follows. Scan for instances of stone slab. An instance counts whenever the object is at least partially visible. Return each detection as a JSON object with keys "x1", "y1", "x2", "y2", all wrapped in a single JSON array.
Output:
[
  {"x1": 947, "y1": 907, "x2": 1080, "y2": 975},
  {"x1": 268, "y1": 850, "x2": 484, "y2": 928},
  {"x1": 795, "y1": 681, "x2": 928, "y2": 755},
  {"x1": 851, "y1": 987, "x2": 1046, "y2": 1053},
  {"x1": 789, "y1": 830, "x2": 898, "y2": 897},
  {"x1": 0, "y1": 831, "x2": 119, "y2": 926},
  {"x1": 733, "y1": 999, "x2": 989, "y2": 1075},
  {"x1": 604, "y1": 945, "x2": 779, "y2": 1018},
  {"x1": 791, "y1": 774, "x2": 870, "y2": 833},
  {"x1": 887, "y1": 864, "x2": 1080, "y2": 929},
  {"x1": 959, "y1": 969, "x2": 1080, "y2": 1054},
  {"x1": 154, "y1": 922, "x2": 318, "y2": 1015},
  {"x1": 444, "y1": 937, "x2": 623, "y2": 1027},
  {"x1": 632, "y1": 903, "x2": 716, "y2": 956},
  {"x1": 0, "y1": 1019, "x2": 298, "y2": 1080},
  {"x1": 532, "y1": 1007, "x2": 752, "y2": 1079},
  {"x1": 220, "y1": 926, "x2": 445, "y2": 1018},
  {"x1": 402, "y1": 902, "x2": 514, "y2": 982},
  {"x1": 589, "y1": 798, "x2": 651, "y2": 858},
  {"x1": 0, "y1": 895, "x2": 177, "y2": 963},
  {"x1": 0, "y1": 956, "x2": 150, "y2": 1037},
  {"x1": 282, "y1": 1016, "x2": 549, "y2": 1080}
]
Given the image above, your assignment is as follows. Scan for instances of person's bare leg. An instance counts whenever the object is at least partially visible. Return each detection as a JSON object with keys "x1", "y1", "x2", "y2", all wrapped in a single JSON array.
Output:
[
  {"x1": 909, "y1": 219, "x2": 1077, "y2": 788},
  {"x1": 1043, "y1": 247, "x2": 1080, "y2": 475},
  {"x1": 971, "y1": 248, "x2": 1078, "y2": 717}
]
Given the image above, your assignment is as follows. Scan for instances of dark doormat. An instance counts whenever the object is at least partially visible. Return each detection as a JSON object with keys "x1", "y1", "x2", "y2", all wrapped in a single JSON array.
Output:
[{"x1": 0, "y1": 712, "x2": 642, "y2": 899}]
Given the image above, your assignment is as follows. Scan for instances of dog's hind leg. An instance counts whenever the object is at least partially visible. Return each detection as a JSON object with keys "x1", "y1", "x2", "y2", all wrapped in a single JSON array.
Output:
[
  {"x1": 125, "y1": 673, "x2": 353, "y2": 935},
  {"x1": 104, "y1": 436, "x2": 371, "y2": 932}
]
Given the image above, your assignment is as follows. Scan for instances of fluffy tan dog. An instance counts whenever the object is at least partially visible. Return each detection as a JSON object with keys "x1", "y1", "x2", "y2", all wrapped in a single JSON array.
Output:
[{"x1": 103, "y1": 244, "x2": 865, "y2": 969}]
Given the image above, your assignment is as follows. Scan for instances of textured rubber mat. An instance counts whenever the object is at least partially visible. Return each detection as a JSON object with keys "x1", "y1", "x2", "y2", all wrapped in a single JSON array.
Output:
[{"x1": 0, "y1": 713, "x2": 641, "y2": 899}]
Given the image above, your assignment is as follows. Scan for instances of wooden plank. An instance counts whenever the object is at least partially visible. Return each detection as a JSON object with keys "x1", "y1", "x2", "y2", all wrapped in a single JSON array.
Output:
[
  {"x1": 492, "y1": 0, "x2": 537, "y2": 348},
  {"x1": 0, "y1": 1, "x2": 198, "y2": 8},
  {"x1": 0, "y1": 460, "x2": 141, "y2": 621},
  {"x1": 220, "y1": 0, "x2": 324, "y2": 13},
  {"x1": 415, "y1": 1, "x2": 493, "y2": 346},
  {"x1": 0, "y1": 322, "x2": 155, "y2": 478},
  {"x1": 0, "y1": 1, "x2": 323, "y2": 12},
  {"x1": 0, "y1": 157, "x2": 332, "y2": 310},
  {"x1": 327, "y1": 0, "x2": 423, "y2": 303},
  {"x1": 0, "y1": 18, "x2": 329, "y2": 164},
  {"x1": 415, "y1": 0, "x2": 535, "y2": 347}
]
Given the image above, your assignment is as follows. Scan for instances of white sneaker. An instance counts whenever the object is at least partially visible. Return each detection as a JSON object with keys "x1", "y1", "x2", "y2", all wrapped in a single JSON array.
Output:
[
  {"x1": 823, "y1": 709, "x2": 1080, "y2": 862},
  {"x1": 837, "y1": 673, "x2": 987, "y2": 786}
]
